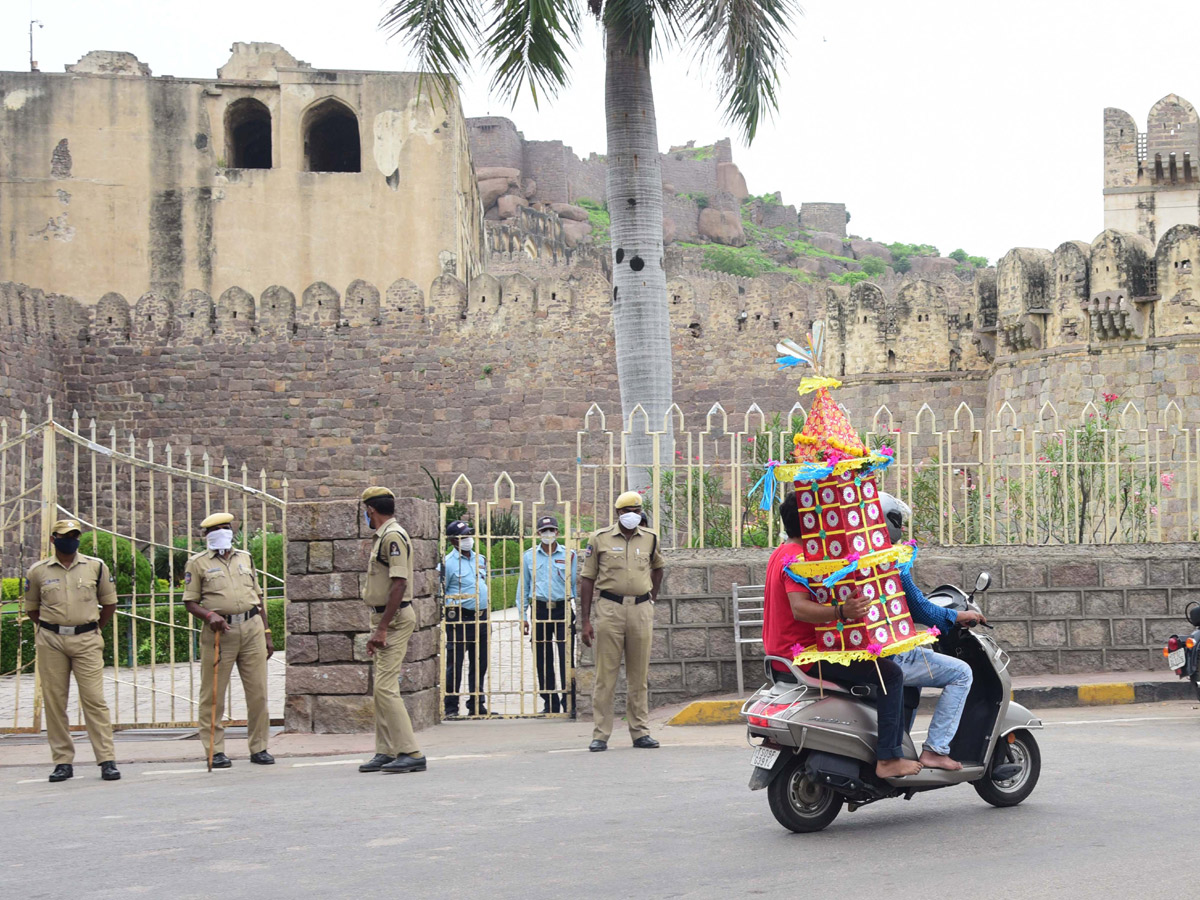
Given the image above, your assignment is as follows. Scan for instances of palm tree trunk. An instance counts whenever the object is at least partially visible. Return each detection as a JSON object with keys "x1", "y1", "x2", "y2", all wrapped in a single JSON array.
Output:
[{"x1": 604, "y1": 23, "x2": 673, "y2": 493}]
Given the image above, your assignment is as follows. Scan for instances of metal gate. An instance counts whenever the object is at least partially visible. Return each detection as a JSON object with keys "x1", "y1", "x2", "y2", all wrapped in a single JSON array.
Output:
[
  {"x1": 1, "y1": 401, "x2": 287, "y2": 733},
  {"x1": 438, "y1": 474, "x2": 577, "y2": 719}
]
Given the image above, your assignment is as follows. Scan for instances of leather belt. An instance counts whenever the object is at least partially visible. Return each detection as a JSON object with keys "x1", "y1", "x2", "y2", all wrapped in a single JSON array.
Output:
[
  {"x1": 221, "y1": 609, "x2": 259, "y2": 625},
  {"x1": 39, "y1": 621, "x2": 98, "y2": 635},
  {"x1": 600, "y1": 590, "x2": 650, "y2": 604},
  {"x1": 535, "y1": 598, "x2": 564, "y2": 605},
  {"x1": 373, "y1": 602, "x2": 412, "y2": 613}
]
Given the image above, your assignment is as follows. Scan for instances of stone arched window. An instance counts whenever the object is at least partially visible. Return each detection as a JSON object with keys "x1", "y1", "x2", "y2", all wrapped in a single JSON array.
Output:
[
  {"x1": 302, "y1": 99, "x2": 361, "y2": 173},
  {"x1": 225, "y1": 98, "x2": 272, "y2": 169}
]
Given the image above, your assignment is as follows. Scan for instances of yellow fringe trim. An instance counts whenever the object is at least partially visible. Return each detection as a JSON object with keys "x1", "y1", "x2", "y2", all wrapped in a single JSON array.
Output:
[
  {"x1": 797, "y1": 376, "x2": 843, "y2": 396},
  {"x1": 786, "y1": 542, "x2": 914, "y2": 580},
  {"x1": 792, "y1": 630, "x2": 937, "y2": 668},
  {"x1": 771, "y1": 452, "x2": 890, "y2": 484}
]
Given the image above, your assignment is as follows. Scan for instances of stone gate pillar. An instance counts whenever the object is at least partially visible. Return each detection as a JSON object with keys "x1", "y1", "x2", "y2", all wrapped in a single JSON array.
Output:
[{"x1": 284, "y1": 498, "x2": 441, "y2": 733}]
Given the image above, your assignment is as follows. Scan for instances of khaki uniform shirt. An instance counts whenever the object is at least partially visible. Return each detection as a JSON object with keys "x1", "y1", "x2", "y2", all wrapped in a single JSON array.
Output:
[
  {"x1": 183, "y1": 549, "x2": 261, "y2": 615},
  {"x1": 364, "y1": 519, "x2": 412, "y2": 607},
  {"x1": 581, "y1": 524, "x2": 665, "y2": 597},
  {"x1": 25, "y1": 555, "x2": 117, "y2": 625}
]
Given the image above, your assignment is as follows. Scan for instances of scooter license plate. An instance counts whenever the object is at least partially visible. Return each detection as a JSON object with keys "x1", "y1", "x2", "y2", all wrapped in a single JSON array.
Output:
[
  {"x1": 1168, "y1": 648, "x2": 1186, "y2": 670},
  {"x1": 752, "y1": 746, "x2": 780, "y2": 770}
]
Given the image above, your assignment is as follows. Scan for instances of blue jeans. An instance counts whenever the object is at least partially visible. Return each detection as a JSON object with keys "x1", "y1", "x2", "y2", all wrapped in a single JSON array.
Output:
[{"x1": 894, "y1": 648, "x2": 972, "y2": 756}]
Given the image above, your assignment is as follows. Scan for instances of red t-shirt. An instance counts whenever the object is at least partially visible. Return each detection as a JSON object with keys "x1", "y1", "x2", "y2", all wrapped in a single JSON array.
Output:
[{"x1": 763, "y1": 541, "x2": 816, "y2": 672}]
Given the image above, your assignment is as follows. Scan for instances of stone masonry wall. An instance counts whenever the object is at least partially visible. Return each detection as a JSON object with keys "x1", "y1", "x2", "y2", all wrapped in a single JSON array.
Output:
[
  {"x1": 800, "y1": 203, "x2": 849, "y2": 238},
  {"x1": 579, "y1": 544, "x2": 1196, "y2": 713},
  {"x1": 284, "y1": 498, "x2": 441, "y2": 734}
]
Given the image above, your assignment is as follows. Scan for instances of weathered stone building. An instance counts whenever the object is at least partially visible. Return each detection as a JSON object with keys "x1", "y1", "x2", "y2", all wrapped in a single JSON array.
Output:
[
  {"x1": 1, "y1": 44, "x2": 484, "y2": 304},
  {"x1": 1104, "y1": 94, "x2": 1200, "y2": 243}
]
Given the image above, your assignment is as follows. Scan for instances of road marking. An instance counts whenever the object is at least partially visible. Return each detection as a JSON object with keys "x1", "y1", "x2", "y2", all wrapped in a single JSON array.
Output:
[
  {"x1": 1047, "y1": 714, "x2": 1196, "y2": 726},
  {"x1": 548, "y1": 748, "x2": 589, "y2": 754},
  {"x1": 16, "y1": 778, "x2": 44, "y2": 784},
  {"x1": 291, "y1": 760, "x2": 363, "y2": 768},
  {"x1": 429, "y1": 753, "x2": 496, "y2": 761},
  {"x1": 143, "y1": 768, "x2": 230, "y2": 776}
]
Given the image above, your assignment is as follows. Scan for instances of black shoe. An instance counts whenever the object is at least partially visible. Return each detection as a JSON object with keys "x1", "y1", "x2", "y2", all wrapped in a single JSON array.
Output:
[
  {"x1": 209, "y1": 752, "x2": 232, "y2": 769},
  {"x1": 49, "y1": 764, "x2": 73, "y2": 783},
  {"x1": 358, "y1": 754, "x2": 395, "y2": 773},
  {"x1": 589, "y1": 740, "x2": 607, "y2": 752},
  {"x1": 632, "y1": 736, "x2": 660, "y2": 749},
  {"x1": 250, "y1": 751, "x2": 275, "y2": 766},
  {"x1": 444, "y1": 708, "x2": 459, "y2": 718},
  {"x1": 381, "y1": 754, "x2": 427, "y2": 774},
  {"x1": 468, "y1": 706, "x2": 490, "y2": 717},
  {"x1": 99, "y1": 761, "x2": 121, "y2": 781}
]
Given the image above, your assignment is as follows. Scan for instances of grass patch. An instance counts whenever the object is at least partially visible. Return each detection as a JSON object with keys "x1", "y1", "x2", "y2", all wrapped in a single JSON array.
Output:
[
  {"x1": 576, "y1": 197, "x2": 610, "y2": 244},
  {"x1": 702, "y1": 244, "x2": 781, "y2": 278}
]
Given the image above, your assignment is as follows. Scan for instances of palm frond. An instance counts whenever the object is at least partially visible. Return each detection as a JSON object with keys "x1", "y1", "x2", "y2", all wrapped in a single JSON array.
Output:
[
  {"x1": 486, "y1": 0, "x2": 582, "y2": 105},
  {"x1": 380, "y1": 0, "x2": 481, "y2": 105},
  {"x1": 683, "y1": 0, "x2": 802, "y2": 142}
]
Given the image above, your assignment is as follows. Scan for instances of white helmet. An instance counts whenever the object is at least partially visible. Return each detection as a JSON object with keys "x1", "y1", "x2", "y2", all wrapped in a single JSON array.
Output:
[{"x1": 878, "y1": 492, "x2": 910, "y2": 544}]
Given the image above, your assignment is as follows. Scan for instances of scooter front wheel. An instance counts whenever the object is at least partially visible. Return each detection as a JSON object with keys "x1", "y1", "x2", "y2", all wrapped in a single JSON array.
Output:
[
  {"x1": 767, "y1": 754, "x2": 843, "y2": 833},
  {"x1": 974, "y1": 729, "x2": 1041, "y2": 808}
]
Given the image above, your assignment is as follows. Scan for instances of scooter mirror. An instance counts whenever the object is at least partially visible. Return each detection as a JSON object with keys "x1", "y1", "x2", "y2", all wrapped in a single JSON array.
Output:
[{"x1": 975, "y1": 572, "x2": 991, "y2": 593}]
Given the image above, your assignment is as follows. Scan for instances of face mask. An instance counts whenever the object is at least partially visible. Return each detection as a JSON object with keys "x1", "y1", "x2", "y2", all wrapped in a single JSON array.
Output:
[
  {"x1": 619, "y1": 512, "x2": 642, "y2": 530},
  {"x1": 206, "y1": 529, "x2": 234, "y2": 552},
  {"x1": 52, "y1": 536, "x2": 80, "y2": 555},
  {"x1": 458, "y1": 537, "x2": 474, "y2": 553},
  {"x1": 540, "y1": 532, "x2": 557, "y2": 545},
  {"x1": 364, "y1": 509, "x2": 372, "y2": 528}
]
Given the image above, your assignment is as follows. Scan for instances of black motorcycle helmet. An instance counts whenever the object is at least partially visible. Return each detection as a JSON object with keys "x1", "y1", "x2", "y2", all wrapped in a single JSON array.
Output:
[{"x1": 878, "y1": 492, "x2": 910, "y2": 545}]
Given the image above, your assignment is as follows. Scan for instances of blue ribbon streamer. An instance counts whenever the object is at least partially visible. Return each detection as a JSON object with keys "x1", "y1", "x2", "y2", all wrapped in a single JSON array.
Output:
[
  {"x1": 747, "y1": 464, "x2": 779, "y2": 511},
  {"x1": 782, "y1": 568, "x2": 811, "y2": 588},
  {"x1": 776, "y1": 355, "x2": 804, "y2": 369},
  {"x1": 821, "y1": 558, "x2": 862, "y2": 589},
  {"x1": 896, "y1": 543, "x2": 918, "y2": 576}
]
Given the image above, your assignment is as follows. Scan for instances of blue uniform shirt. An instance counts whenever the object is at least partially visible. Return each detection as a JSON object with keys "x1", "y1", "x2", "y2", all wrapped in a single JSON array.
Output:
[
  {"x1": 443, "y1": 548, "x2": 488, "y2": 611},
  {"x1": 518, "y1": 543, "x2": 577, "y2": 623}
]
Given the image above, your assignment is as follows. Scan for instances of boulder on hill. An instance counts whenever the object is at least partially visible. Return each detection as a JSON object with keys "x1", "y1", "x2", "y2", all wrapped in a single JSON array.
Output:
[
  {"x1": 716, "y1": 162, "x2": 749, "y2": 199},
  {"x1": 522, "y1": 178, "x2": 537, "y2": 199},
  {"x1": 561, "y1": 220, "x2": 593, "y2": 247},
  {"x1": 551, "y1": 203, "x2": 590, "y2": 223},
  {"x1": 850, "y1": 240, "x2": 893, "y2": 262},
  {"x1": 907, "y1": 257, "x2": 959, "y2": 276},
  {"x1": 478, "y1": 177, "x2": 510, "y2": 210},
  {"x1": 497, "y1": 194, "x2": 522, "y2": 220},
  {"x1": 476, "y1": 166, "x2": 521, "y2": 185},
  {"x1": 699, "y1": 207, "x2": 745, "y2": 246},
  {"x1": 810, "y1": 232, "x2": 849, "y2": 257}
]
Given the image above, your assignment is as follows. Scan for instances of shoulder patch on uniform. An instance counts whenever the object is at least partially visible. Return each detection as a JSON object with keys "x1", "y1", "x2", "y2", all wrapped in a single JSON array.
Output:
[
  {"x1": 23, "y1": 577, "x2": 29, "y2": 591},
  {"x1": 184, "y1": 572, "x2": 192, "y2": 585},
  {"x1": 389, "y1": 541, "x2": 402, "y2": 557},
  {"x1": 585, "y1": 546, "x2": 593, "y2": 558}
]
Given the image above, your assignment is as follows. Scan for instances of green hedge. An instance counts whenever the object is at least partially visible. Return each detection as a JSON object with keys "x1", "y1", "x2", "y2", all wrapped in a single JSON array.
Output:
[
  {"x1": 154, "y1": 530, "x2": 284, "y2": 585},
  {"x1": 0, "y1": 597, "x2": 287, "y2": 675},
  {"x1": 80, "y1": 531, "x2": 155, "y2": 597}
]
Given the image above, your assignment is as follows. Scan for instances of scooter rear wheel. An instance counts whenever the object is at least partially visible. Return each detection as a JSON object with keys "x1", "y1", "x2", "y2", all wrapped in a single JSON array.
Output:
[
  {"x1": 767, "y1": 754, "x2": 843, "y2": 833},
  {"x1": 974, "y1": 729, "x2": 1041, "y2": 808}
]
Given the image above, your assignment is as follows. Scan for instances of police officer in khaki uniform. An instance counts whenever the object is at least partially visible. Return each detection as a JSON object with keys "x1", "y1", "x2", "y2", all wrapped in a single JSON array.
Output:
[
  {"x1": 25, "y1": 518, "x2": 121, "y2": 782},
  {"x1": 356, "y1": 487, "x2": 426, "y2": 775},
  {"x1": 183, "y1": 512, "x2": 274, "y2": 768},
  {"x1": 580, "y1": 491, "x2": 665, "y2": 752}
]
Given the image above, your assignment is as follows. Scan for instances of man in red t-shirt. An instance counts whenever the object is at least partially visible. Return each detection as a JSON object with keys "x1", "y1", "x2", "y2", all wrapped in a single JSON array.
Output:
[{"x1": 762, "y1": 491, "x2": 921, "y2": 779}]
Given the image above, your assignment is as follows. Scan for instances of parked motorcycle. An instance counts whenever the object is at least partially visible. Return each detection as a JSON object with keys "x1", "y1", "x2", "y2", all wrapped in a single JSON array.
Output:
[
  {"x1": 743, "y1": 572, "x2": 1043, "y2": 832},
  {"x1": 1162, "y1": 601, "x2": 1200, "y2": 701}
]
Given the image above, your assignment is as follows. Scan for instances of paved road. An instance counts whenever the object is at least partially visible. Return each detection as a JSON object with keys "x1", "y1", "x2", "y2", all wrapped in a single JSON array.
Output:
[{"x1": 2, "y1": 702, "x2": 1195, "y2": 899}]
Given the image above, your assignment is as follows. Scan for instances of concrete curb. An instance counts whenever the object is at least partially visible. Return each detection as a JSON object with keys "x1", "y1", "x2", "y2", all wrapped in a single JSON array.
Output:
[{"x1": 666, "y1": 679, "x2": 1197, "y2": 725}]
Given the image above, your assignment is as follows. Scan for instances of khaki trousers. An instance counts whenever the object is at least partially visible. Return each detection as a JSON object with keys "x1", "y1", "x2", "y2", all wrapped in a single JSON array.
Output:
[
  {"x1": 591, "y1": 596, "x2": 654, "y2": 742},
  {"x1": 36, "y1": 627, "x2": 116, "y2": 765},
  {"x1": 372, "y1": 606, "x2": 421, "y2": 757},
  {"x1": 199, "y1": 615, "x2": 270, "y2": 756}
]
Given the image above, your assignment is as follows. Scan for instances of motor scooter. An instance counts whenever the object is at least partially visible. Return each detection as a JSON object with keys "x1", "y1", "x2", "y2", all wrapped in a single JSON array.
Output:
[
  {"x1": 743, "y1": 572, "x2": 1043, "y2": 832},
  {"x1": 1162, "y1": 601, "x2": 1200, "y2": 701}
]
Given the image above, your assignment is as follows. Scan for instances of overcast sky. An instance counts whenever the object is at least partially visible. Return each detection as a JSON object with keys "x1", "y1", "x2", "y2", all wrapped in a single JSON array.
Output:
[{"x1": 2, "y1": 0, "x2": 1192, "y2": 263}]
